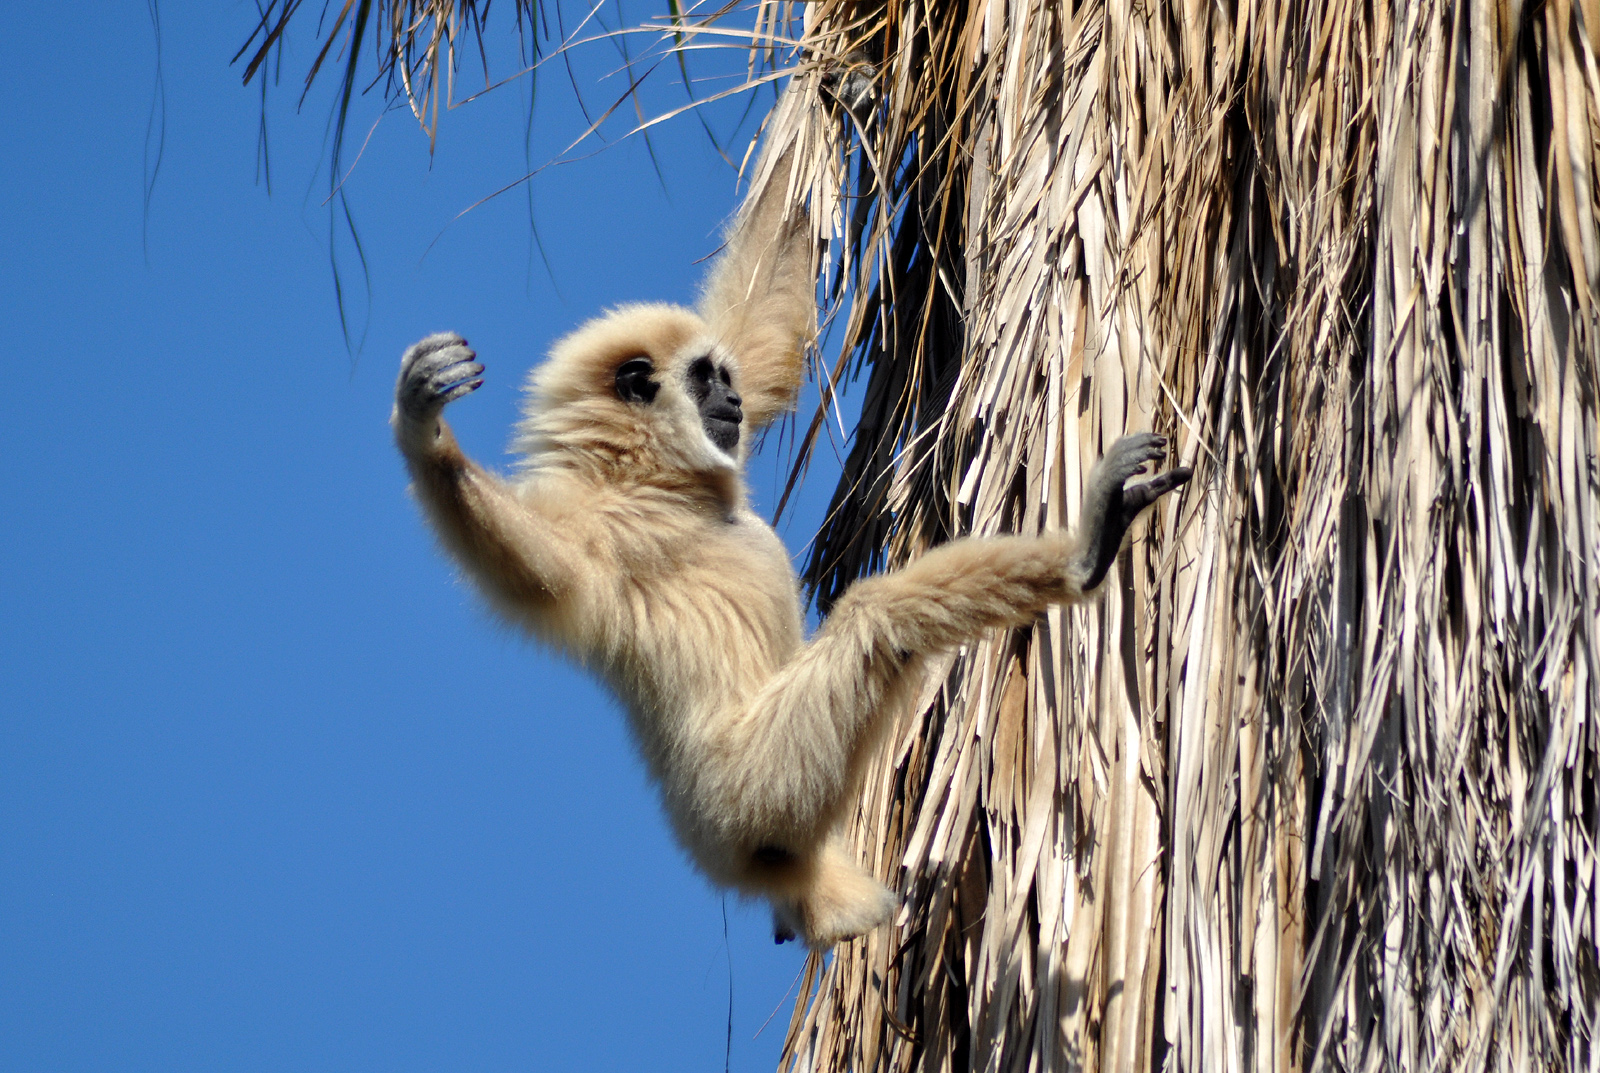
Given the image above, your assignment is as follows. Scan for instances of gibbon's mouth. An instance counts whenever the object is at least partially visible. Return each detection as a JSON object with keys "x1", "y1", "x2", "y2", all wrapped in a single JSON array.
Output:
[{"x1": 706, "y1": 414, "x2": 741, "y2": 452}]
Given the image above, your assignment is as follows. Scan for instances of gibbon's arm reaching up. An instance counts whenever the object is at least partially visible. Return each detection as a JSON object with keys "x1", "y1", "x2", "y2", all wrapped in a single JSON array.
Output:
[
  {"x1": 696, "y1": 87, "x2": 820, "y2": 433},
  {"x1": 391, "y1": 79, "x2": 1192, "y2": 949},
  {"x1": 697, "y1": 202, "x2": 812, "y2": 434},
  {"x1": 393, "y1": 334, "x2": 585, "y2": 616}
]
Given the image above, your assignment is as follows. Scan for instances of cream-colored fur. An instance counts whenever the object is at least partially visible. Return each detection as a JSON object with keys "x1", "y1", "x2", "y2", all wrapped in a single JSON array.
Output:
[{"x1": 389, "y1": 113, "x2": 1169, "y2": 947}]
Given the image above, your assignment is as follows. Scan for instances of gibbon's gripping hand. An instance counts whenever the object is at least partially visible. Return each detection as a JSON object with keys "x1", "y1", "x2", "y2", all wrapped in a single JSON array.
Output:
[
  {"x1": 395, "y1": 332, "x2": 484, "y2": 442},
  {"x1": 1072, "y1": 433, "x2": 1192, "y2": 592}
]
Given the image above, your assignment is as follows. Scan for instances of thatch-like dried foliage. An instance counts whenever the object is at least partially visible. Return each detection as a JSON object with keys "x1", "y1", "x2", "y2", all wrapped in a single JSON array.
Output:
[
  {"x1": 252, "y1": 1, "x2": 1600, "y2": 1068},
  {"x1": 759, "y1": 0, "x2": 1600, "y2": 1070},
  {"x1": 238, "y1": 1, "x2": 541, "y2": 147}
]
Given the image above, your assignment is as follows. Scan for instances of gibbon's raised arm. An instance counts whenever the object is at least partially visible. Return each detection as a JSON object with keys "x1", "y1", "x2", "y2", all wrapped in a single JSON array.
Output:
[
  {"x1": 393, "y1": 332, "x2": 581, "y2": 609},
  {"x1": 697, "y1": 140, "x2": 817, "y2": 433}
]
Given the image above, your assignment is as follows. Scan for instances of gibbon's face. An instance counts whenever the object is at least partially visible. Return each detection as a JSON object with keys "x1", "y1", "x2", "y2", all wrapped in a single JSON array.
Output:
[
  {"x1": 614, "y1": 351, "x2": 744, "y2": 454},
  {"x1": 522, "y1": 304, "x2": 748, "y2": 478}
]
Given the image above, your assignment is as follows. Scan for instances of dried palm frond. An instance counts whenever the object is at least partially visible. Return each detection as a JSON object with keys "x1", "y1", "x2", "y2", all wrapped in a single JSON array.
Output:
[
  {"x1": 237, "y1": 1, "x2": 546, "y2": 150},
  {"x1": 232, "y1": 0, "x2": 755, "y2": 343},
  {"x1": 747, "y1": 0, "x2": 1600, "y2": 1070}
]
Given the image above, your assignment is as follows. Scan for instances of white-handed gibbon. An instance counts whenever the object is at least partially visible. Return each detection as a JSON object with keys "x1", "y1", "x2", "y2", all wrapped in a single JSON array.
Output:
[{"x1": 392, "y1": 119, "x2": 1191, "y2": 948}]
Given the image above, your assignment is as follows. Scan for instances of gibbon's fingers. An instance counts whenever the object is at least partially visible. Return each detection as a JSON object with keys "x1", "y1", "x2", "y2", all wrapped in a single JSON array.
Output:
[
  {"x1": 399, "y1": 331, "x2": 468, "y2": 378},
  {"x1": 429, "y1": 356, "x2": 485, "y2": 397},
  {"x1": 397, "y1": 357, "x2": 483, "y2": 419},
  {"x1": 819, "y1": 53, "x2": 877, "y2": 124},
  {"x1": 1079, "y1": 435, "x2": 1158, "y2": 544},
  {"x1": 436, "y1": 371, "x2": 485, "y2": 407},
  {"x1": 1096, "y1": 432, "x2": 1168, "y2": 486},
  {"x1": 397, "y1": 335, "x2": 483, "y2": 423}
]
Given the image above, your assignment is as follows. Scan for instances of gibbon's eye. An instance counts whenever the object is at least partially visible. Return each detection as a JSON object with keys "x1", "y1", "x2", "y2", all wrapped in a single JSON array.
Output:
[
  {"x1": 615, "y1": 357, "x2": 659, "y2": 404},
  {"x1": 718, "y1": 366, "x2": 733, "y2": 387}
]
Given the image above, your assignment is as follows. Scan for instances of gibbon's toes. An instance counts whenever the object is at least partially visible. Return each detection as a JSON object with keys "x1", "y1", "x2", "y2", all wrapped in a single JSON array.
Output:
[
  {"x1": 1123, "y1": 466, "x2": 1193, "y2": 511},
  {"x1": 1101, "y1": 432, "x2": 1170, "y2": 485},
  {"x1": 797, "y1": 876, "x2": 898, "y2": 949},
  {"x1": 771, "y1": 903, "x2": 802, "y2": 945}
]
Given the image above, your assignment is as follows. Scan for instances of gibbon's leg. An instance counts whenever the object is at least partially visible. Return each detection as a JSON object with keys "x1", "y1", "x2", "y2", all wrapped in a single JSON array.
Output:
[
  {"x1": 724, "y1": 434, "x2": 1189, "y2": 944},
  {"x1": 732, "y1": 534, "x2": 1083, "y2": 946},
  {"x1": 393, "y1": 332, "x2": 580, "y2": 606},
  {"x1": 762, "y1": 836, "x2": 899, "y2": 948}
]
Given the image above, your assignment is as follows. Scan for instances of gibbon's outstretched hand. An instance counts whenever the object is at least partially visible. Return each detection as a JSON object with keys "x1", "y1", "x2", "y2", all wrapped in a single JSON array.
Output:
[{"x1": 391, "y1": 82, "x2": 1190, "y2": 950}]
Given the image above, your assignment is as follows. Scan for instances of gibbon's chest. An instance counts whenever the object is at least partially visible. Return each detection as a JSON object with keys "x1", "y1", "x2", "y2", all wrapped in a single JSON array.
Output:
[
  {"x1": 633, "y1": 508, "x2": 798, "y2": 643},
  {"x1": 597, "y1": 504, "x2": 802, "y2": 727}
]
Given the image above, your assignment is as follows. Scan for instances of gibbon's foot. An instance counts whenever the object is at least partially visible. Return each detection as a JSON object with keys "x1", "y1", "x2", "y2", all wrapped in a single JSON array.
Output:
[
  {"x1": 1074, "y1": 433, "x2": 1191, "y2": 592},
  {"x1": 772, "y1": 901, "x2": 801, "y2": 945},
  {"x1": 396, "y1": 332, "x2": 484, "y2": 425}
]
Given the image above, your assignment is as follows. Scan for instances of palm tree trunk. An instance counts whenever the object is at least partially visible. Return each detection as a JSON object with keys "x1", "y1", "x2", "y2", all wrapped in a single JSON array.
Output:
[{"x1": 772, "y1": 0, "x2": 1600, "y2": 1069}]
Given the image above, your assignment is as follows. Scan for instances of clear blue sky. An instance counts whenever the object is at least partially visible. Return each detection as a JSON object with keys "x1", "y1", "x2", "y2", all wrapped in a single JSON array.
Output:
[{"x1": 1, "y1": 4, "x2": 855, "y2": 1070}]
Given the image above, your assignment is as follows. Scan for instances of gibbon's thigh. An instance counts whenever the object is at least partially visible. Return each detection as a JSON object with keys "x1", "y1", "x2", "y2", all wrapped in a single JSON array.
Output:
[{"x1": 709, "y1": 621, "x2": 899, "y2": 850}]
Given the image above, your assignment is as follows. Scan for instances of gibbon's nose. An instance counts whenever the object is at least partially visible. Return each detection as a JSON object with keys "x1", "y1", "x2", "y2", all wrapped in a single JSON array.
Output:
[{"x1": 715, "y1": 384, "x2": 743, "y2": 421}]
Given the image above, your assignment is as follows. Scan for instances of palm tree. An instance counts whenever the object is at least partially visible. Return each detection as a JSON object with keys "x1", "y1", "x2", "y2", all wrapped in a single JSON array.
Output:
[
  {"x1": 775, "y1": 2, "x2": 1600, "y2": 1069},
  {"x1": 252, "y1": 1, "x2": 1600, "y2": 1068}
]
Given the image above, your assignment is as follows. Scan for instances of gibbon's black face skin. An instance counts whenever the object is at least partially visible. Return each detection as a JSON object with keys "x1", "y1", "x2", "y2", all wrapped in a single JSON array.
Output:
[{"x1": 685, "y1": 355, "x2": 743, "y2": 452}]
